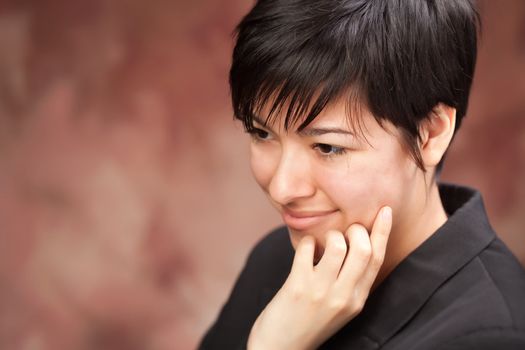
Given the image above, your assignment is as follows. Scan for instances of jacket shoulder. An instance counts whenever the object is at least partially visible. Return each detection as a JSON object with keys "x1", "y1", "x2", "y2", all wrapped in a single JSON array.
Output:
[
  {"x1": 435, "y1": 328, "x2": 525, "y2": 350},
  {"x1": 425, "y1": 237, "x2": 525, "y2": 349},
  {"x1": 477, "y1": 237, "x2": 525, "y2": 328}
]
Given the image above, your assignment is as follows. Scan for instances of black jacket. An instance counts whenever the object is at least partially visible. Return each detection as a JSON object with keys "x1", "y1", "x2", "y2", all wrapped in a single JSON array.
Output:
[{"x1": 200, "y1": 184, "x2": 525, "y2": 349}]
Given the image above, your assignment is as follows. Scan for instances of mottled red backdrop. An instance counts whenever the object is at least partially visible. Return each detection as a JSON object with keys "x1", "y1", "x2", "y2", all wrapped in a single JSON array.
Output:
[{"x1": 0, "y1": 1, "x2": 523, "y2": 349}]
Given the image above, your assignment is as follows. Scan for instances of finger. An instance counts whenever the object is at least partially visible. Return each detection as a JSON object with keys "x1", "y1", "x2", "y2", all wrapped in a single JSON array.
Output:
[
  {"x1": 357, "y1": 206, "x2": 393, "y2": 293},
  {"x1": 290, "y1": 235, "x2": 316, "y2": 277},
  {"x1": 336, "y1": 223, "x2": 372, "y2": 289},
  {"x1": 314, "y1": 230, "x2": 348, "y2": 284}
]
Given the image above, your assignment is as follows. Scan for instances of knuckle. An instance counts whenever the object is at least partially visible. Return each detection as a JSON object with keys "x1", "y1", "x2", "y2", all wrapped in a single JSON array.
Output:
[
  {"x1": 300, "y1": 235, "x2": 315, "y2": 247},
  {"x1": 328, "y1": 297, "x2": 347, "y2": 312},
  {"x1": 347, "y1": 225, "x2": 371, "y2": 246},
  {"x1": 345, "y1": 292, "x2": 366, "y2": 315},
  {"x1": 353, "y1": 299, "x2": 365, "y2": 314},
  {"x1": 347, "y1": 223, "x2": 363, "y2": 235},
  {"x1": 332, "y1": 242, "x2": 348, "y2": 256},
  {"x1": 326, "y1": 231, "x2": 347, "y2": 255},
  {"x1": 297, "y1": 236, "x2": 314, "y2": 254},
  {"x1": 354, "y1": 243, "x2": 372, "y2": 264},
  {"x1": 327, "y1": 230, "x2": 344, "y2": 242},
  {"x1": 362, "y1": 242, "x2": 373, "y2": 256},
  {"x1": 310, "y1": 291, "x2": 326, "y2": 304},
  {"x1": 289, "y1": 285, "x2": 306, "y2": 301}
]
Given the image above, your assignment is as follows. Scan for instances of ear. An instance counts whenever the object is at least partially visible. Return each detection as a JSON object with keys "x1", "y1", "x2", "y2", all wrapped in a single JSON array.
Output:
[{"x1": 419, "y1": 103, "x2": 456, "y2": 168}]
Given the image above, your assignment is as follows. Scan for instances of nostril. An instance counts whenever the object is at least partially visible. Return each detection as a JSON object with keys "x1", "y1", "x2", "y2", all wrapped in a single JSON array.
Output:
[{"x1": 268, "y1": 172, "x2": 315, "y2": 205}]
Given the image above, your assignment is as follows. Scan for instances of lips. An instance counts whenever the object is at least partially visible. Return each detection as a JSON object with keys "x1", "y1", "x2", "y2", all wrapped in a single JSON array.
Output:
[{"x1": 281, "y1": 208, "x2": 337, "y2": 231}]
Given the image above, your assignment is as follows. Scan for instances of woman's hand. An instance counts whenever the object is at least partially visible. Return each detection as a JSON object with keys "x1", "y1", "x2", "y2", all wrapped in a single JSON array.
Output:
[{"x1": 247, "y1": 206, "x2": 393, "y2": 350}]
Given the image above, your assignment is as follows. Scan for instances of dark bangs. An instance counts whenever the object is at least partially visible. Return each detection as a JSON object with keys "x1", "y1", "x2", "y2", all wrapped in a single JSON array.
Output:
[
  {"x1": 230, "y1": 0, "x2": 370, "y2": 133},
  {"x1": 230, "y1": 0, "x2": 480, "y2": 171}
]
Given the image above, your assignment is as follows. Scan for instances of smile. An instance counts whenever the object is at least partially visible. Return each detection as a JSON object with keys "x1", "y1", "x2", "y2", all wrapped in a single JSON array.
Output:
[{"x1": 281, "y1": 208, "x2": 338, "y2": 231}]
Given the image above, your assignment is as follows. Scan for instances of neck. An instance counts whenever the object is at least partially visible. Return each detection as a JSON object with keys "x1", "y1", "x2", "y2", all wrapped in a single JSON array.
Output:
[{"x1": 373, "y1": 181, "x2": 448, "y2": 290}]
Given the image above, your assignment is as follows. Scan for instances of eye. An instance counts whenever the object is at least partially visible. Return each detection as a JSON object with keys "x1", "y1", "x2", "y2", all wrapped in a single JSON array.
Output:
[
  {"x1": 247, "y1": 127, "x2": 271, "y2": 141},
  {"x1": 313, "y1": 143, "x2": 347, "y2": 157}
]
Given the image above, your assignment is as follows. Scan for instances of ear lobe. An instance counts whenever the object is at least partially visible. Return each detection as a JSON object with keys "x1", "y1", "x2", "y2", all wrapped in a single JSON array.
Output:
[{"x1": 419, "y1": 103, "x2": 456, "y2": 168}]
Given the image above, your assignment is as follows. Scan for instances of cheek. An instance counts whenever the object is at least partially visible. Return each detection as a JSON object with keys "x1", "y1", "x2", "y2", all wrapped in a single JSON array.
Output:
[
  {"x1": 317, "y1": 152, "x2": 412, "y2": 230},
  {"x1": 321, "y1": 169, "x2": 381, "y2": 227}
]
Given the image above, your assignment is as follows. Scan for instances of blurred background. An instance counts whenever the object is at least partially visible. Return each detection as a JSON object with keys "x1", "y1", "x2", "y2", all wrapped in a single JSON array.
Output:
[{"x1": 0, "y1": 0, "x2": 523, "y2": 349}]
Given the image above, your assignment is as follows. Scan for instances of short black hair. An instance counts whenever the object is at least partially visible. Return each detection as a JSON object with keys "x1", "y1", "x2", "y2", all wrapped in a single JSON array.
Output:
[{"x1": 230, "y1": 0, "x2": 480, "y2": 172}]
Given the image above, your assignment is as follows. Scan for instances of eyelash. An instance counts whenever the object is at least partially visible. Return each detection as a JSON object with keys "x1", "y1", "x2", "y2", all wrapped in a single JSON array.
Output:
[
  {"x1": 246, "y1": 127, "x2": 348, "y2": 159},
  {"x1": 313, "y1": 143, "x2": 347, "y2": 159},
  {"x1": 246, "y1": 127, "x2": 271, "y2": 142}
]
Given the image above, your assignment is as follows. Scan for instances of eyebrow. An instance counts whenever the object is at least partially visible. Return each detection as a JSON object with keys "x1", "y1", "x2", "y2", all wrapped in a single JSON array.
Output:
[
  {"x1": 299, "y1": 128, "x2": 355, "y2": 137},
  {"x1": 252, "y1": 115, "x2": 268, "y2": 127},
  {"x1": 252, "y1": 115, "x2": 354, "y2": 137}
]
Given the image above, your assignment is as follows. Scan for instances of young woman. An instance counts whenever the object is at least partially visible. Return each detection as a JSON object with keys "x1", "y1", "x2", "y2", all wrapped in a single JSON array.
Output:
[{"x1": 200, "y1": 1, "x2": 525, "y2": 349}]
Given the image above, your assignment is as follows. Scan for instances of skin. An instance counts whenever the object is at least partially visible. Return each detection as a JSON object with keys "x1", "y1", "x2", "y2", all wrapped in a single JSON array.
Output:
[{"x1": 245, "y1": 98, "x2": 456, "y2": 349}]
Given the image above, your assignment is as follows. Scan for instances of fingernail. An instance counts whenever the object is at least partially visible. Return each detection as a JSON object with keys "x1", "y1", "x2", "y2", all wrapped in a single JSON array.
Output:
[{"x1": 382, "y1": 207, "x2": 392, "y2": 220}]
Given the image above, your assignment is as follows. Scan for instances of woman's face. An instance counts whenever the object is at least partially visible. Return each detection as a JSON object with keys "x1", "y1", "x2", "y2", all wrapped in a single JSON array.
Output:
[{"x1": 249, "y1": 99, "x2": 421, "y2": 256}]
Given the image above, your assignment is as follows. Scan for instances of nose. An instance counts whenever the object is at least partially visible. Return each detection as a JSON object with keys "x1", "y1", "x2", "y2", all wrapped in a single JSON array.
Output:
[{"x1": 268, "y1": 147, "x2": 315, "y2": 206}]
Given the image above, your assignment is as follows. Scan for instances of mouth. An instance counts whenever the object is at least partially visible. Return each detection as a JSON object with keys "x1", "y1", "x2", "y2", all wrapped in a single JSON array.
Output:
[{"x1": 281, "y1": 208, "x2": 338, "y2": 231}]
